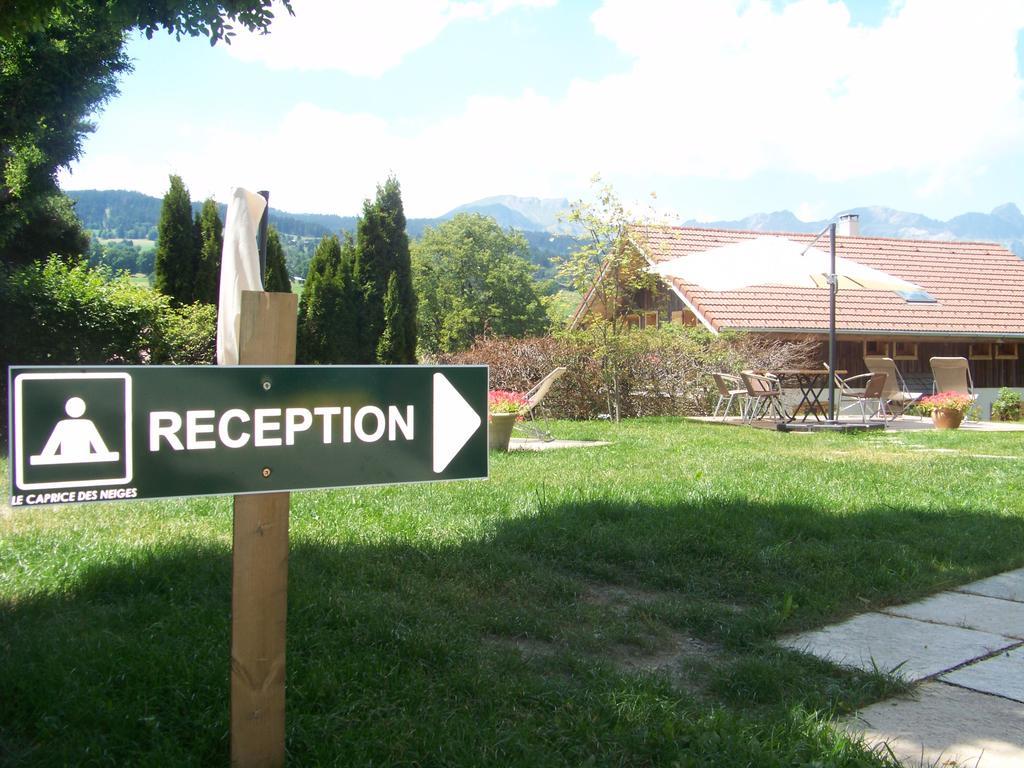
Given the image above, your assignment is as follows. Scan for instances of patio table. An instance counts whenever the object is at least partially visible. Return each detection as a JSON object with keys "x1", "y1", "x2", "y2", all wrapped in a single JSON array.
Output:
[{"x1": 774, "y1": 369, "x2": 846, "y2": 422}]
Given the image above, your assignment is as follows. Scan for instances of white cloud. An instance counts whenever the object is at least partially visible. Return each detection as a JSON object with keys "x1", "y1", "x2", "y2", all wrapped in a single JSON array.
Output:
[
  {"x1": 64, "y1": 0, "x2": 1024, "y2": 216},
  {"x1": 226, "y1": 0, "x2": 555, "y2": 77}
]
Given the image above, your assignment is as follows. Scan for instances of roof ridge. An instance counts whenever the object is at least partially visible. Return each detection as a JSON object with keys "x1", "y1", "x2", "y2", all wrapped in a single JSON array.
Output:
[{"x1": 634, "y1": 223, "x2": 1013, "y2": 250}]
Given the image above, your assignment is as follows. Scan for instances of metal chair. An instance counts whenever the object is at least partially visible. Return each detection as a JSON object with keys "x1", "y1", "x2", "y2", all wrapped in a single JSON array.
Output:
[
  {"x1": 711, "y1": 373, "x2": 747, "y2": 420},
  {"x1": 836, "y1": 371, "x2": 889, "y2": 422},
  {"x1": 740, "y1": 371, "x2": 788, "y2": 423},
  {"x1": 864, "y1": 356, "x2": 921, "y2": 418}
]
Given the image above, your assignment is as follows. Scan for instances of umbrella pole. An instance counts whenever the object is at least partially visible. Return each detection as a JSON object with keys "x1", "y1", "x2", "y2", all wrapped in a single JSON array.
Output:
[{"x1": 828, "y1": 222, "x2": 837, "y2": 421}]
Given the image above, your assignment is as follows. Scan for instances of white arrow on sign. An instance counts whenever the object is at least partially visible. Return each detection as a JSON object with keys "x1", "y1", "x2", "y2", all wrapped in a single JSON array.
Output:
[{"x1": 432, "y1": 373, "x2": 482, "y2": 473}]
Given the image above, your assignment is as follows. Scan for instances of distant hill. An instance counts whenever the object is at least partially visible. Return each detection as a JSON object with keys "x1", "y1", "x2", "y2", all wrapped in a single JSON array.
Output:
[{"x1": 685, "y1": 203, "x2": 1024, "y2": 257}]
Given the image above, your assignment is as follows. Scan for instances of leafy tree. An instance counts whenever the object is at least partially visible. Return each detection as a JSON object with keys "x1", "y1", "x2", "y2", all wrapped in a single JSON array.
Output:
[
  {"x1": 559, "y1": 176, "x2": 660, "y2": 420},
  {"x1": 154, "y1": 174, "x2": 197, "y2": 304},
  {"x1": 0, "y1": 0, "x2": 291, "y2": 265},
  {"x1": 297, "y1": 234, "x2": 359, "y2": 364},
  {"x1": 412, "y1": 213, "x2": 550, "y2": 355},
  {"x1": 354, "y1": 177, "x2": 416, "y2": 363},
  {"x1": 193, "y1": 198, "x2": 223, "y2": 303},
  {"x1": 262, "y1": 226, "x2": 291, "y2": 293}
]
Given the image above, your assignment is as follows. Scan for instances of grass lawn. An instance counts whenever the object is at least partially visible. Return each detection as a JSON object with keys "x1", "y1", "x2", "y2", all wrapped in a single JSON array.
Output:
[{"x1": 2, "y1": 419, "x2": 1022, "y2": 766}]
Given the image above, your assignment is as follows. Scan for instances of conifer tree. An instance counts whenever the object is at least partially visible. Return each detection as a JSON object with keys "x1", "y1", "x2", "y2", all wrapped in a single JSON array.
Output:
[
  {"x1": 154, "y1": 175, "x2": 197, "y2": 305},
  {"x1": 376, "y1": 272, "x2": 407, "y2": 363},
  {"x1": 194, "y1": 198, "x2": 223, "y2": 304},
  {"x1": 354, "y1": 176, "x2": 417, "y2": 363},
  {"x1": 263, "y1": 227, "x2": 291, "y2": 293}
]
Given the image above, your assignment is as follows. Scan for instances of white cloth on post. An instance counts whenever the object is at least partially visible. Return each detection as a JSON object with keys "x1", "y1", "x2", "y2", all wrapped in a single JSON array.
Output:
[{"x1": 216, "y1": 188, "x2": 267, "y2": 365}]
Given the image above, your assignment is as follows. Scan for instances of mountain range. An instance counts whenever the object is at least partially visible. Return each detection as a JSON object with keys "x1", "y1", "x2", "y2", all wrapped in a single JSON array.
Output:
[{"x1": 66, "y1": 189, "x2": 1024, "y2": 258}]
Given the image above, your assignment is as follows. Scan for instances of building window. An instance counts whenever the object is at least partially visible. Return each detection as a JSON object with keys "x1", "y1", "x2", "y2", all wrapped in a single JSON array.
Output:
[
  {"x1": 892, "y1": 341, "x2": 918, "y2": 360},
  {"x1": 864, "y1": 340, "x2": 890, "y2": 357},
  {"x1": 969, "y1": 342, "x2": 993, "y2": 360},
  {"x1": 995, "y1": 342, "x2": 1019, "y2": 360}
]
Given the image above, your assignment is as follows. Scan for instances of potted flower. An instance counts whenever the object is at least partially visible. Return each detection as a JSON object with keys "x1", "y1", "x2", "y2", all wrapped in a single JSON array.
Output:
[
  {"x1": 488, "y1": 390, "x2": 526, "y2": 451},
  {"x1": 917, "y1": 391, "x2": 973, "y2": 430}
]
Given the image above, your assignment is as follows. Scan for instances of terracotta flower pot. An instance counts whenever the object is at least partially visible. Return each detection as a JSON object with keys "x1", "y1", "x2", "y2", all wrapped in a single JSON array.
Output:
[
  {"x1": 931, "y1": 408, "x2": 964, "y2": 430},
  {"x1": 488, "y1": 412, "x2": 517, "y2": 451}
]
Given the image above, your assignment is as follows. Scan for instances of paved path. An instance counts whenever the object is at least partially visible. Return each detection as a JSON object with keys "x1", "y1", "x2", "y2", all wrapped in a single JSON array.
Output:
[{"x1": 780, "y1": 568, "x2": 1024, "y2": 767}]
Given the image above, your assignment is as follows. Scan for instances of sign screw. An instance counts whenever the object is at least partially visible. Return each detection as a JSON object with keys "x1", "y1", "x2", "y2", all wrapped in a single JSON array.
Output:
[
  {"x1": 261, "y1": 467, "x2": 271, "y2": 478},
  {"x1": 261, "y1": 379, "x2": 272, "y2": 391}
]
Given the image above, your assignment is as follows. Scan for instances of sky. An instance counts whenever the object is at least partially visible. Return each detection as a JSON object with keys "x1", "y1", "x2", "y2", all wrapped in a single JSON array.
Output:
[{"x1": 60, "y1": 0, "x2": 1024, "y2": 222}]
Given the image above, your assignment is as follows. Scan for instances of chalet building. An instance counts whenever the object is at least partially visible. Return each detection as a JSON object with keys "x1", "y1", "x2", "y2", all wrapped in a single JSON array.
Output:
[{"x1": 571, "y1": 216, "x2": 1024, "y2": 416}]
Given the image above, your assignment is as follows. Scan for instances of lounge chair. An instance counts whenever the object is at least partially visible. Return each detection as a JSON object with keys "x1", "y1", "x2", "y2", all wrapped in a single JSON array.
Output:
[
  {"x1": 740, "y1": 370, "x2": 788, "y2": 423},
  {"x1": 929, "y1": 356, "x2": 978, "y2": 417},
  {"x1": 836, "y1": 371, "x2": 889, "y2": 422},
  {"x1": 864, "y1": 356, "x2": 921, "y2": 418},
  {"x1": 515, "y1": 367, "x2": 567, "y2": 441},
  {"x1": 711, "y1": 373, "x2": 747, "y2": 421},
  {"x1": 929, "y1": 357, "x2": 975, "y2": 396}
]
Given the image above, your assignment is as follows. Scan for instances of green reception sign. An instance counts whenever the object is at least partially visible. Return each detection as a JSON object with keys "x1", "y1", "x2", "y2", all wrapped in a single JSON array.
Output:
[{"x1": 8, "y1": 365, "x2": 488, "y2": 506}]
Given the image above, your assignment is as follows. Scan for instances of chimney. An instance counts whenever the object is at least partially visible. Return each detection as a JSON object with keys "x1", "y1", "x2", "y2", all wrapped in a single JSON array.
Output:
[{"x1": 837, "y1": 213, "x2": 860, "y2": 236}]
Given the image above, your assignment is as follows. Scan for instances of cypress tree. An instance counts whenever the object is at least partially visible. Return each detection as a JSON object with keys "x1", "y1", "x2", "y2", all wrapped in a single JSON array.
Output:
[
  {"x1": 263, "y1": 227, "x2": 291, "y2": 293},
  {"x1": 376, "y1": 272, "x2": 406, "y2": 363},
  {"x1": 154, "y1": 174, "x2": 197, "y2": 305},
  {"x1": 354, "y1": 176, "x2": 417, "y2": 363},
  {"x1": 297, "y1": 234, "x2": 339, "y2": 363},
  {"x1": 194, "y1": 198, "x2": 223, "y2": 304}
]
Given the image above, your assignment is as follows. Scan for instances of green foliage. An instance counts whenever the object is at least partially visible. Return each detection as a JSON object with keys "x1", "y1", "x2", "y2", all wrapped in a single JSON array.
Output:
[
  {"x1": 87, "y1": 236, "x2": 157, "y2": 274},
  {"x1": 152, "y1": 301, "x2": 217, "y2": 364},
  {"x1": 0, "y1": 256, "x2": 164, "y2": 369},
  {"x1": 296, "y1": 234, "x2": 358, "y2": 364},
  {"x1": 154, "y1": 175, "x2": 197, "y2": 304},
  {"x1": 991, "y1": 387, "x2": 1023, "y2": 421},
  {"x1": 193, "y1": 198, "x2": 223, "y2": 303},
  {"x1": 2, "y1": 1, "x2": 294, "y2": 43},
  {"x1": 412, "y1": 213, "x2": 550, "y2": 355},
  {"x1": 262, "y1": 226, "x2": 292, "y2": 293},
  {"x1": 355, "y1": 176, "x2": 416, "y2": 363},
  {"x1": 0, "y1": 1, "x2": 127, "y2": 263},
  {"x1": 0, "y1": 0, "x2": 289, "y2": 265}
]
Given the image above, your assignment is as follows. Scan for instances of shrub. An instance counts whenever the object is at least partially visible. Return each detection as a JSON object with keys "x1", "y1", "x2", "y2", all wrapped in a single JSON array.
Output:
[
  {"x1": 436, "y1": 328, "x2": 818, "y2": 420},
  {"x1": 1, "y1": 258, "x2": 218, "y2": 437},
  {"x1": 1, "y1": 257, "x2": 165, "y2": 368},
  {"x1": 991, "y1": 388, "x2": 1022, "y2": 421},
  {"x1": 153, "y1": 301, "x2": 217, "y2": 364}
]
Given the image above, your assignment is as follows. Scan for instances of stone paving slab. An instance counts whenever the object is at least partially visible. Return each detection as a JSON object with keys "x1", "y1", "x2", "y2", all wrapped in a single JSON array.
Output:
[
  {"x1": 844, "y1": 681, "x2": 1024, "y2": 768},
  {"x1": 780, "y1": 612, "x2": 1015, "y2": 680},
  {"x1": 942, "y1": 646, "x2": 1024, "y2": 703},
  {"x1": 882, "y1": 591, "x2": 1024, "y2": 640},
  {"x1": 956, "y1": 568, "x2": 1024, "y2": 603}
]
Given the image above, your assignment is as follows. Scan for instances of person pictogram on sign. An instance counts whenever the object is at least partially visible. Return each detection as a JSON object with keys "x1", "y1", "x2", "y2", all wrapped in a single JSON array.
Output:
[{"x1": 29, "y1": 396, "x2": 120, "y2": 465}]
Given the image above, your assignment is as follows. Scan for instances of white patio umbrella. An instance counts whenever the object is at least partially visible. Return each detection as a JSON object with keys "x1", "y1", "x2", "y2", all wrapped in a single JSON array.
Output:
[
  {"x1": 652, "y1": 235, "x2": 922, "y2": 293},
  {"x1": 652, "y1": 229, "x2": 926, "y2": 421}
]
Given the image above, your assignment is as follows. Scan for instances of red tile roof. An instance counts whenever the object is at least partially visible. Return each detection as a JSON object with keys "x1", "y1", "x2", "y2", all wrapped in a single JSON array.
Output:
[{"x1": 630, "y1": 225, "x2": 1024, "y2": 338}]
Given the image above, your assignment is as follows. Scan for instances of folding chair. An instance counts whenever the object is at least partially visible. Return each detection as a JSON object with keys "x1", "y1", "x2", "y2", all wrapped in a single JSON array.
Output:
[
  {"x1": 929, "y1": 356, "x2": 978, "y2": 420},
  {"x1": 711, "y1": 373, "x2": 747, "y2": 421},
  {"x1": 514, "y1": 367, "x2": 567, "y2": 441}
]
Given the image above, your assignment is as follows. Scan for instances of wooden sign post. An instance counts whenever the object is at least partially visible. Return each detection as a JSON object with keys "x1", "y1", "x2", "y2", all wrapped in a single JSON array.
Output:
[{"x1": 231, "y1": 291, "x2": 297, "y2": 768}]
